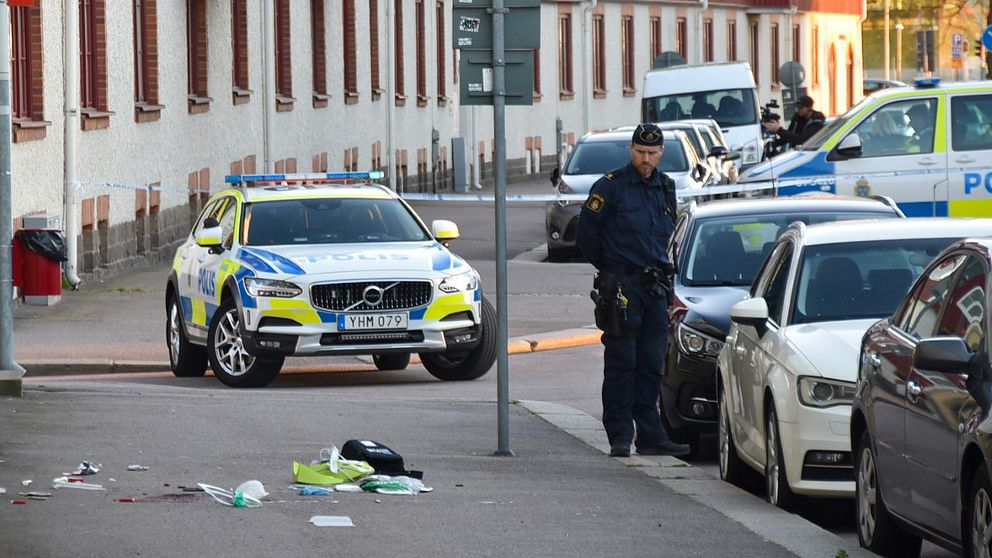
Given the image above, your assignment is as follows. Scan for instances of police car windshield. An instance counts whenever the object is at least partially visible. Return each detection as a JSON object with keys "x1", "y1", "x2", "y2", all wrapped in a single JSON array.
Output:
[
  {"x1": 243, "y1": 198, "x2": 430, "y2": 246},
  {"x1": 682, "y1": 212, "x2": 899, "y2": 287},
  {"x1": 565, "y1": 139, "x2": 689, "y2": 175},
  {"x1": 791, "y1": 237, "x2": 957, "y2": 324},
  {"x1": 641, "y1": 88, "x2": 758, "y2": 127},
  {"x1": 801, "y1": 96, "x2": 876, "y2": 151}
]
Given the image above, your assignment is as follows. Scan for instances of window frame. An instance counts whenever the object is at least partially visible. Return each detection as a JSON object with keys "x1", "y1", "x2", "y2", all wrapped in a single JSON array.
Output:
[
  {"x1": 592, "y1": 14, "x2": 605, "y2": 96},
  {"x1": 649, "y1": 16, "x2": 661, "y2": 63},
  {"x1": 274, "y1": 0, "x2": 294, "y2": 108},
  {"x1": 748, "y1": 17, "x2": 759, "y2": 85},
  {"x1": 435, "y1": 0, "x2": 446, "y2": 105},
  {"x1": 314, "y1": 0, "x2": 331, "y2": 106},
  {"x1": 394, "y1": 0, "x2": 406, "y2": 104},
  {"x1": 676, "y1": 17, "x2": 687, "y2": 59},
  {"x1": 727, "y1": 19, "x2": 737, "y2": 61},
  {"x1": 187, "y1": 0, "x2": 211, "y2": 113},
  {"x1": 369, "y1": 0, "x2": 382, "y2": 100},
  {"x1": 934, "y1": 255, "x2": 988, "y2": 351},
  {"x1": 703, "y1": 18, "x2": 713, "y2": 62},
  {"x1": 558, "y1": 12, "x2": 573, "y2": 99},
  {"x1": 770, "y1": 22, "x2": 780, "y2": 86},
  {"x1": 621, "y1": 15, "x2": 635, "y2": 95},
  {"x1": 10, "y1": 3, "x2": 49, "y2": 142},
  {"x1": 896, "y1": 253, "x2": 968, "y2": 340},
  {"x1": 231, "y1": 0, "x2": 251, "y2": 103},
  {"x1": 415, "y1": 0, "x2": 427, "y2": 106}
]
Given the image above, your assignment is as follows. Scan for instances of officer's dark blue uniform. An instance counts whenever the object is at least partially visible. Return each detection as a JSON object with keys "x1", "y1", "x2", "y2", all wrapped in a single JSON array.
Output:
[{"x1": 575, "y1": 124, "x2": 689, "y2": 458}]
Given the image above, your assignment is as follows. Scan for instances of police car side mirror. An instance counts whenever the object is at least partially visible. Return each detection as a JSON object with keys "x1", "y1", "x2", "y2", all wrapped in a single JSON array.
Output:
[
  {"x1": 550, "y1": 168, "x2": 561, "y2": 187},
  {"x1": 730, "y1": 297, "x2": 769, "y2": 337},
  {"x1": 432, "y1": 219, "x2": 460, "y2": 248},
  {"x1": 195, "y1": 225, "x2": 224, "y2": 249},
  {"x1": 725, "y1": 150, "x2": 742, "y2": 162},
  {"x1": 834, "y1": 133, "x2": 863, "y2": 159}
]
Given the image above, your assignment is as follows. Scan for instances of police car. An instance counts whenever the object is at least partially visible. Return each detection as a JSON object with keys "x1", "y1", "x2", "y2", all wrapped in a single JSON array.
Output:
[
  {"x1": 738, "y1": 78, "x2": 992, "y2": 216},
  {"x1": 165, "y1": 172, "x2": 496, "y2": 387}
]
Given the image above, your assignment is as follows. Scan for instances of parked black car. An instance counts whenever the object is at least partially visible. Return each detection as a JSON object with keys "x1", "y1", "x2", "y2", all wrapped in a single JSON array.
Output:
[
  {"x1": 852, "y1": 237, "x2": 992, "y2": 558},
  {"x1": 661, "y1": 195, "x2": 904, "y2": 448}
]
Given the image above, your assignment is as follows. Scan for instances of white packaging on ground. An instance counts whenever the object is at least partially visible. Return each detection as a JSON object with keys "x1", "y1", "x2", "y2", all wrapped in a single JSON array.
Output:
[{"x1": 310, "y1": 516, "x2": 354, "y2": 527}]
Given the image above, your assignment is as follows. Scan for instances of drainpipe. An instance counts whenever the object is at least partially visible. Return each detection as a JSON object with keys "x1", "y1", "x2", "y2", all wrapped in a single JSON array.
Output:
[
  {"x1": 63, "y1": 0, "x2": 81, "y2": 288},
  {"x1": 263, "y1": 0, "x2": 275, "y2": 172},
  {"x1": 697, "y1": 0, "x2": 708, "y2": 64},
  {"x1": 582, "y1": 0, "x2": 596, "y2": 133},
  {"x1": 386, "y1": 0, "x2": 397, "y2": 191}
]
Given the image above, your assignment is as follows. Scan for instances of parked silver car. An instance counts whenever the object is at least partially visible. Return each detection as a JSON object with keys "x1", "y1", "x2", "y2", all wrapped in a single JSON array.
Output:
[{"x1": 545, "y1": 128, "x2": 715, "y2": 261}]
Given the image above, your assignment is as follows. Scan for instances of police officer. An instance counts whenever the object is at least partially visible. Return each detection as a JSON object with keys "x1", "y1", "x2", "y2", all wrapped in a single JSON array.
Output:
[
  {"x1": 763, "y1": 95, "x2": 825, "y2": 149},
  {"x1": 575, "y1": 124, "x2": 691, "y2": 458}
]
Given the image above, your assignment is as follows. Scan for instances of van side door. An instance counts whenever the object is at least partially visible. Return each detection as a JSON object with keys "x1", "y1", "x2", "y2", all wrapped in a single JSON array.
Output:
[
  {"x1": 831, "y1": 96, "x2": 947, "y2": 216},
  {"x1": 946, "y1": 92, "x2": 992, "y2": 215}
]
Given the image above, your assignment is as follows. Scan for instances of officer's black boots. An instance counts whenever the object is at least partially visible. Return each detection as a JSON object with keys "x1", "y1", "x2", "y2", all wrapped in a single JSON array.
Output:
[{"x1": 635, "y1": 441, "x2": 691, "y2": 457}]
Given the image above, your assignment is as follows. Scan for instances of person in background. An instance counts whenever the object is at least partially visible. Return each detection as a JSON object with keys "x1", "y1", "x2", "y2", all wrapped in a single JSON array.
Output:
[
  {"x1": 763, "y1": 95, "x2": 826, "y2": 150},
  {"x1": 575, "y1": 123, "x2": 691, "y2": 459}
]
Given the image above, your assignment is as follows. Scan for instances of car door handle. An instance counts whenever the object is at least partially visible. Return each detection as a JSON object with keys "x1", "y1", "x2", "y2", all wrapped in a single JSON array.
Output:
[
  {"x1": 907, "y1": 380, "x2": 922, "y2": 401},
  {"x1": 917, "y1": 159, "x2": 939, "y2": 166},
  {"x1": 955, "y1": 157, "x2": 976, "y2": 164},
  {"x1": 868, "y1": 353, "x2": 881, "y2": 368}
]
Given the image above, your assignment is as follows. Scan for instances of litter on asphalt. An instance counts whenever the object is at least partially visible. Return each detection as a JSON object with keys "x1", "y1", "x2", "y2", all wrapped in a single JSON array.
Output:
[
  {"x1": 21, "y1": 480, "x2": 31, "y2": 486},
  {"x1": 71, "y1": 462, "x2": 101, "y2": 476},
  {"x1": 127, "y1": 464, "x2": 149, "y2": 471},
  {"x1": 310, "y1": 515, "x2": 354, "y2": 527},
  {"x1": 52, "y1": 476, "x2": 105, "y2": 491},
  {"x1": 198, "y1": 483, "x2": 264, "y2": 508}
]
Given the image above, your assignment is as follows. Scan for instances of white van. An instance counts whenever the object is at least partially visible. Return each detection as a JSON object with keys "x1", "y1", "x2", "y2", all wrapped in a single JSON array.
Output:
[
  {"x1": 737, "y1": 78, "x2": 992, "y2": 217},
  {"x1": 641, "y1": 62, "x2": 764, "y2": 168}
]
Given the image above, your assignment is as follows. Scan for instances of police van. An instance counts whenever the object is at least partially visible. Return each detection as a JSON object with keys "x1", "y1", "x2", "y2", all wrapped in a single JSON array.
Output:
[
  {"x1": 737, "y1": 78, "x2": 992, "y2": 216},
  {"x1": 641, "y1": 62, "x2": 764, "y2": 168}
]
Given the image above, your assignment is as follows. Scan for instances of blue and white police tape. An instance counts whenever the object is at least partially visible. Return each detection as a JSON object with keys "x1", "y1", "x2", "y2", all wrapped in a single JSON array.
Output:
[{"x1": 398, "y1": 182, "x2": 774, "y2": 202}]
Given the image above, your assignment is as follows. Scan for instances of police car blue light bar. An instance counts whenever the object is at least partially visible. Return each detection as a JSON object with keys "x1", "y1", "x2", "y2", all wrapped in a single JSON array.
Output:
[
  {"x1": 224, "y1": 171, "x2": 386, "y2": 184},
  {"x1": 913, "y1": 77, "x2": 942, "y2": 88}
]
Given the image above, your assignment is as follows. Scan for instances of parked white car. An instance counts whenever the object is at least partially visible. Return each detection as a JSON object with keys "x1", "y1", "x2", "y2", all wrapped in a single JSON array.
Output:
[{"x1": 716, "y1": 218, "x2": 992, "y2": 509}]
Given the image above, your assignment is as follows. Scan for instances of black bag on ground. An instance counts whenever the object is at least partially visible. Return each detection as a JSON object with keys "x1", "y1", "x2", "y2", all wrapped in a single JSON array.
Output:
[{"x1": 341, "y1": 440, "x2": 422, "y2": 479}]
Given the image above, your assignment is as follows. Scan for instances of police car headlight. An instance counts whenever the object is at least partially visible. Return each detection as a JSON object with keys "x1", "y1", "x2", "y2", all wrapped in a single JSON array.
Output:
[
  {"x1": 676, "y1": 323, "x2": 724, "y2": 358},
  {"x1": 244, "y1": 277, "x2": 302, "y2": 298},
  {"x1": 798, "y1": 376, "x2": 856, "y2": 408},
  {"x1": 439, "y1": 270, "x2": 479, "y2": 293}
]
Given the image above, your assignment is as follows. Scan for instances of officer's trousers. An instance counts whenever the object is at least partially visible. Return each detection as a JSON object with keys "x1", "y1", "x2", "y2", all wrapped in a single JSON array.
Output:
[{"x1": 600, "y1": 282, "x2": 671, "y2": 447}]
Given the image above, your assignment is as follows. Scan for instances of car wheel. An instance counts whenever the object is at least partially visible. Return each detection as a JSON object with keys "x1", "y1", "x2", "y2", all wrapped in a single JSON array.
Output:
[
  {"x1": 967, "y1": 463, "x2": 992, "y2": 558},
  {"x1": 718, "y1": 383, "x2": 748, "y2": 487},
  {"x1": 372, "y1": 353, "x2": 411, "y2": 371},
  {"x1": 167, "y1": 293, "x2": 207, "y2": 377},
  {"x1": 208, "y1": 297, "x2": 284, "y2": 388},
  {"x1": 765, "y1": 406, "x2": 801, "y2": 510},
  {"x1": 855, "y1": 430, "x2": 922, "y2": 557},
  {"x1": 420, "y1": 296, "x2": 496, "y2": 381}
]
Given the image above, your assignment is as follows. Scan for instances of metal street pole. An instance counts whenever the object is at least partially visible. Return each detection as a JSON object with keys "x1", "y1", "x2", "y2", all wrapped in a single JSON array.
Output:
[
  {"x1": 492, "y1": 0, "x2": 512, "y2": 457},
  {"x1": 884, "y1": 0, "x2": 891, "y2": 80},
  {"x1": 0, "y1": 0, "x2": 27, "y2": 396}
]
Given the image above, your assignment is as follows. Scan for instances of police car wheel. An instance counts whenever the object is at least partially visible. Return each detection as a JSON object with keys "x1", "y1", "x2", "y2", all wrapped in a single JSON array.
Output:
[
  {"x1": 420, "y1": 296, "x2": 496, "y2": 381},
  {"x1": 167, "y1": 293, "x2": 208, "y2": 377},
  {"x1": 372, "y1": 353, "x2": 411, "y2": 371},
  {"x1": 208, "y1": 298, "x2": 284, "y2": 388}
]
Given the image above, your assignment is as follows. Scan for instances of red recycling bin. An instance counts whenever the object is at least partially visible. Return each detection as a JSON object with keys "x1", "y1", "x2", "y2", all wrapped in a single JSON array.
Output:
[{"x1": 14, "y1": 230, "x2": 63, "y2": 305}]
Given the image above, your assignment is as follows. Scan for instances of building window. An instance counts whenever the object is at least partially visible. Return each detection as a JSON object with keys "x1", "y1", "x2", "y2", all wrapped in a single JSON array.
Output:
[
  {"x1": 133, "y1": 0, "x2": 161, "y2": 120},
  {"x1": 792, "y1": 24, "x2": 800, "y2": 62},
  {"x1": 339, "y1": 0, "x2": 356, "y2": 105},
  {"x1": 727, "y1": 19, "x2": 737, "y2": 61},
  {"x1": 436, "y1": 1, "x2": 446, "y2": 104},
  {"x1": 369, "y1": 0, "x2": 381, "y2": 100},
  {"x1": 812, "y1": 25, "x2": 819, "y2": 84},
  {"x1": 394, "y1": 0, "x2": 405, "y2": 103},
  {"x1": 771, "y1": 23, "x2": 779, "y2": 85},
  {"x1": 592, "y1": 14, "x2": 604, "y2": 95},
  {"x1": 80, "y1": 0, "x2": 110, "y2": 129},
  {"x1": 187, "y1": 0, "x2": 210, "y2": 112},
  {"x1": 676, "y1": 17, "x2": 687, "y2": 59},
  {"x1": 275, "y1": 0, "x2": 293, "y2": 106},
  {"x1": 558, "y1": 13, "x2": 573, "y2": 98},
  {"x1": 703, "y1": 19, "x2": 713, "y2": 62},
  {"x1": 532, "y1": 48, "x2": 541, "y2": 98},
  {"x1": 312, "y1": 0, "x2": 329, "y2": 107},
  {"x1": 415, "y1": 0, "x2": 427, "y2": 106},
  {"x1": 649, "y1": 16, "x2": 661, "y2": 64},
  {"x1": 231, "y1": 0, "x2": 249, "y2": 103},
  {"x1": 621, "y1": 16, "x2": 634, "y2": 94},
  {"x1": 749, "y1": 18, "x2": 759, "y2": 85},
  {"x1": 10, "y1": 3, "x2": 47, "y2": 142}
]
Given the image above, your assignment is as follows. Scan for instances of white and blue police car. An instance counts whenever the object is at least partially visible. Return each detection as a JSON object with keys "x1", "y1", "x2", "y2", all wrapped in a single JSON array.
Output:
[{"x1": 165, "y1": 172, "x2": 495, "y2": 387}]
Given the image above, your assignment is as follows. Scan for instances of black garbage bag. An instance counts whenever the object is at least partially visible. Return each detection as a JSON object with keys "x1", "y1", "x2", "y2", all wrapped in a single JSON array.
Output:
[{"x1": 16, "y1": 230, "x2": 68, "y2": 263}]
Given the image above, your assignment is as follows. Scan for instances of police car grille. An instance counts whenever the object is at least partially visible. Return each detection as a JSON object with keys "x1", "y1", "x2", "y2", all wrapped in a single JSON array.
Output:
[{"x1": 310, "y1": 281, "x2": 433, "y2": 311}]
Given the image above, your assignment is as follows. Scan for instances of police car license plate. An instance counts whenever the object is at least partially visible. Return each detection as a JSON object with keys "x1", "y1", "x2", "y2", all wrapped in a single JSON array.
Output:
[{"x1": 342, "y1": 313, "x2": 408, "y2": 330}]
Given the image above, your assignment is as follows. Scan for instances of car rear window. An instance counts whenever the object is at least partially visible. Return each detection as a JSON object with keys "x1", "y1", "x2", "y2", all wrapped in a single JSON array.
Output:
[
  {"x1": 681, "y1": 211, "x2": 897, "y2": 287},
  {"x1": 565, "y1": 139, "x2": 689, "y2": 176},
  {"x1": 243, "y1": 198, "x2": 429, "y2": 246},
  {"x1": 791, "y1": 237, "x2": 958, "y2": 324}
]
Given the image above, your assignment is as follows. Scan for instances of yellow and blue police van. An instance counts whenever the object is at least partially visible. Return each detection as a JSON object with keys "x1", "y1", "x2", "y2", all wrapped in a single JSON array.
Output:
[
  {"x1": 165, "y1": 172, "x2": 495, "y2": 387},
  {"x1": 737, "y1": 78, "x2": 992, "y2": 217}
]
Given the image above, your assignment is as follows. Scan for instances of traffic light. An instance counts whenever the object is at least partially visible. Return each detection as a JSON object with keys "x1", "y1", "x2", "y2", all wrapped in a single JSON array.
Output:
[{"x1": 977, "y1": 40, "x2": 985, "y2": 58}]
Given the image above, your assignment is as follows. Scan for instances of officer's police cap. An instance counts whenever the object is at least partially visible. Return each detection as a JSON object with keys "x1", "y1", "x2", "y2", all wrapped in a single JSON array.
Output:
[{"x1": 632, "y1": 124, "x2": 663, "y2": 147}]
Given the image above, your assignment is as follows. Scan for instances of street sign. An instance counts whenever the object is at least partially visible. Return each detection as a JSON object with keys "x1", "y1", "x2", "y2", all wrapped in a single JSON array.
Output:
[
  {"x1": 983, "y1": 25, "x2": 992, "y2": 51},
  {"x1": 779, "y1": 61, "x2": 805, "y2": 87},
  {"x1": 459, "y1": 49, "x2": 534, "y2": 106},
  {"x1": 453, "y1": 7, "x2": 540, "y2": 49}
]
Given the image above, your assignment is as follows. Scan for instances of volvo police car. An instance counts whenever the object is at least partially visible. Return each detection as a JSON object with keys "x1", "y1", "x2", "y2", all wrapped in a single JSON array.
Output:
[
  {"x1": 738, "y1": 78, "x2": 992, "y2": 216},
  {"x1": 165, "y1": 172, "x2": 496, "y2": 387}
]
